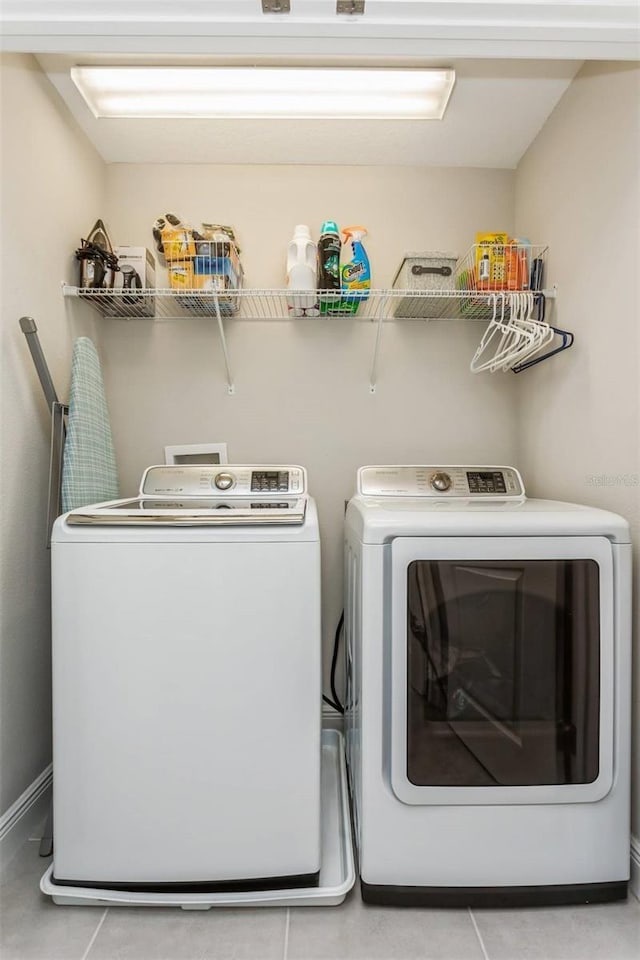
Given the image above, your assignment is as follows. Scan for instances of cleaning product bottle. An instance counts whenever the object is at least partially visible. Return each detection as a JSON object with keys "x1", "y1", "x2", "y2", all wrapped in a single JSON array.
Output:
[
  {"x1": 286, "y1": 225, "x2": 319, "y2": 317},
  {"x1": 340, "y1": 226, "x2": 371, "y2": 315},
  {"x1": 317, "y1": 220, "x2": 342, "y2": 315}
]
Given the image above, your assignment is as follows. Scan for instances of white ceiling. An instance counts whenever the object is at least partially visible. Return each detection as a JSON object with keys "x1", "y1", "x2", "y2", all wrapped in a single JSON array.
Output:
[
  {"x1": 38, "y1": 56, "x2": 581, "y2": 168},
  {"x1": 11, "y1": 0, "x2": 637, "y2": 168}
]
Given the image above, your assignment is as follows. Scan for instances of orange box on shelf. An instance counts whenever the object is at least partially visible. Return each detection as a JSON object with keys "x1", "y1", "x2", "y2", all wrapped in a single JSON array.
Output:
[
  {"x1": 162, "y1": 226, "x2": 196, "y2": 260},
  {"x1": 168, "y1": 260, "x2": 194, "y2": 289}
]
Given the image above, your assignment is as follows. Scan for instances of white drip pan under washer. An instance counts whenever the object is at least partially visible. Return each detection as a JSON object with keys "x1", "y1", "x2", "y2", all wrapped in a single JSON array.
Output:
[{"x1": 41, "y1": 730, "x2": 354, "y2": 909}]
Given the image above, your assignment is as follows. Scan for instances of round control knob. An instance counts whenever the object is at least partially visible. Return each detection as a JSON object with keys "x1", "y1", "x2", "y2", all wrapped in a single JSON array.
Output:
[
  {"x1": 430, "y1": 471, "x2": 452, "y2": 493},
  {"x1": 214, "y1": 472, "x2": 234, "y2": 491}
]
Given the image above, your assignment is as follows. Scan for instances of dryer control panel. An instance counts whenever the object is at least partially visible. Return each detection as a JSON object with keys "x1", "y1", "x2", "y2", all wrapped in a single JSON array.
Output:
[
  {"x1": 358, "y1": 465, "x2": 525, "y2": 499},
  {"x1": 140, "y1": 464, "x2": 307, "y2": 497}
]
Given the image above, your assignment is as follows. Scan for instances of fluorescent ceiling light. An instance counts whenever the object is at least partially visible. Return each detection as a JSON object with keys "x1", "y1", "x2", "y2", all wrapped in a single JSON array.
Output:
[{"x1": 70, "y1": 66, "x2": 456, "y2": 120}]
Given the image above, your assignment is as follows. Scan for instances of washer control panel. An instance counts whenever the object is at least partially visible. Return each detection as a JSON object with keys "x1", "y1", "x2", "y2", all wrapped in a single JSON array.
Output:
[
  {"x1": 358, "y1": 465, "x2": 525, "y2": 498},
  {"x1": 141, "y1": 464, "x2": 306, "y2": 497}
]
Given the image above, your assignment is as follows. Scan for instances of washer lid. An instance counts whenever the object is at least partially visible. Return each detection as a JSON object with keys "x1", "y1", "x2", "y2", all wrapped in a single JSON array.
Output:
[{"x1": 66, "y1": 496, "x2": 307, "y2": 526}]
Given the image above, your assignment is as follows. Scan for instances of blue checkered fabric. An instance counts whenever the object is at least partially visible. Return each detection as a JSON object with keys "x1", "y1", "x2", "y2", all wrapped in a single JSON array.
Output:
[{"x1": 61, "y1": 337, "x2": 119, "y2": 512}]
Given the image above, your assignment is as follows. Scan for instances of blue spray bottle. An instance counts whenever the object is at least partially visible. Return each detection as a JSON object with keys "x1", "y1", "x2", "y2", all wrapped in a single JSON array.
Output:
[{"x1": 340, "y1": 226, "x2": 371, "y2": 315}]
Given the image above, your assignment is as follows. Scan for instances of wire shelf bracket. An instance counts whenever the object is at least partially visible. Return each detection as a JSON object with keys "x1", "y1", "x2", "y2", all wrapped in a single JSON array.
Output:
[
  {"x1": 63, "y1": 284, "x2": 236, "y2": 395},
  {"x1": 369, "y1": 292, "x2": 390, "y2": 394}
]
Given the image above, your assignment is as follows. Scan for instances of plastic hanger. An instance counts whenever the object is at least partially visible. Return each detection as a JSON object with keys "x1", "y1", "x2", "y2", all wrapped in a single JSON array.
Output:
[
  {"x1": 498, "y1": 292, "x2": 554, "y2": 371},
  {"x1": 511, "y1": 325, "x2": 574, "y2": 372},
  {"x1": 490, "y1": 293, "x2": 535, "y2": 372},
  {"x1": 488, "y1": 293, "x2": 523, "y2": 371},
  {"x1": 471, "y1": 292, "x2": 571, "y2": 375},
  {"x1": 482, "y1": 294, "x2": 538, "y2": 373},
  {"x1": 471, "y1": 295, "x2": 529, "y2": 373}
]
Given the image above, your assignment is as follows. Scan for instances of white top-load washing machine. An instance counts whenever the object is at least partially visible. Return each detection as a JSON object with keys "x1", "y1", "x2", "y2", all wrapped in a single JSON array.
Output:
[
  {"x1": 51, "y1": 465, "x2": 321, "y2": 892},
  {"x1": 345, "y1": 465, "x2": 632, "y2": 907}
]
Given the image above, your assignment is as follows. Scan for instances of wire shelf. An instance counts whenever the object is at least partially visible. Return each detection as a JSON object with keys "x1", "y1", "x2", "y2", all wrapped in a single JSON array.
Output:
[
  {"x1": 63, "y1": 248, "x2": 559, "y2": 394},
  {"x1": 62, "y1": 285, "x2": 554, "y2": 322}
]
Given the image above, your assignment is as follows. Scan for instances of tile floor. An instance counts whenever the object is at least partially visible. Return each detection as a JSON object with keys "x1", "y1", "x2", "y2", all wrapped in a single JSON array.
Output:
[{"x1": 1, "y1": 840, "x2": 638, "y2": 960}]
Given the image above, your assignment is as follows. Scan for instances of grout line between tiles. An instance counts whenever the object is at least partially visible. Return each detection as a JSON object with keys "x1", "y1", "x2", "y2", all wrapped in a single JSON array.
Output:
[
  {"x1": 81, "y1": 906, "x2": 109, "y2": 960},
  {"x1": 468, "y1": 907, "x2": 490, "y2": 960},
  {"x1": 283, "y1": 907, "x2": 291, "y2": 960}
]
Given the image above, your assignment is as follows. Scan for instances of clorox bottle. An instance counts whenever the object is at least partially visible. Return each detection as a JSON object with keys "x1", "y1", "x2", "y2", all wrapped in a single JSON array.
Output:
[
  {"x1": 286, "y1": 225, "x2": 319, "y2": 317},
  {"x1": 340, "y1": 226, "x2": 371, "y2": 315}
]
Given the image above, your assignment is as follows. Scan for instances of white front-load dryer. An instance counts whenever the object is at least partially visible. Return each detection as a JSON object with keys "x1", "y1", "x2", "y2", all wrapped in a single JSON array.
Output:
[
  {"x1": 344, "y1": 465, "x2": 632, "y2": 907},
  {"x1": 51, "y1": 464, "x2": 321, "y2": 892}
]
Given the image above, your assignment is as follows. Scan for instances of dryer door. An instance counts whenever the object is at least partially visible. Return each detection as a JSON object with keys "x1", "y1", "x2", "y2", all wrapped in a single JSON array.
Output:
[{"x1": 389, "y1": 536, "x2": 614, "y2": 805}]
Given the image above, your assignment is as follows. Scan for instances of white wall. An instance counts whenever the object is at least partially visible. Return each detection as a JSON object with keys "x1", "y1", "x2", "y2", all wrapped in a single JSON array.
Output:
[
  {"x1": 102, "y1": 163, "x2": 519, "y2": 679},
  {"x1": 514, "y1": 61, "x2": 640, "y2": 878},
  {"x1": 0, "y1": 53, "x2": 105, "y2": 814}
]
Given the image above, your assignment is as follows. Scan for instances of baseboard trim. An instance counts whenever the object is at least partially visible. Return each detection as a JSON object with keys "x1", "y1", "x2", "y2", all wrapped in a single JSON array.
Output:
[
  {"x1": 630, "y1": 835, "x2": 640, "y2": 900},
  {"x1": 0, "y1": 764, "x2": 52, "y2": 869}
]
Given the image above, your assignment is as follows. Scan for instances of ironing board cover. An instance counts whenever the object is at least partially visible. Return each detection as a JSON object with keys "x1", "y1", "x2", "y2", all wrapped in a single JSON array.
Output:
[{"x1": 61, "y1": 337, "x2": 119, "y2": 512}]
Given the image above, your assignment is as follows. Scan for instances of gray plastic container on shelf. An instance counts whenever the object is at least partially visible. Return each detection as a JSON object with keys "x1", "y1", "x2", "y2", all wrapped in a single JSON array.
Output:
[{"x1": 392, "y1": 251, "x2": 458, "y2": 319}]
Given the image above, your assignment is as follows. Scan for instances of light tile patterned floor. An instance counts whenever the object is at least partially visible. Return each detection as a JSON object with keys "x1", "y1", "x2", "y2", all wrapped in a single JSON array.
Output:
[{"x1": 1, "y1": 840, "x2": 638, "y2": 960}]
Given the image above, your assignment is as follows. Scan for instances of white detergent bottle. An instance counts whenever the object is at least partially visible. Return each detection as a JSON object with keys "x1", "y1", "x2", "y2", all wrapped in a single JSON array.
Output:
[{"x1": 286, "y1": 225, "x2": 319, "y2": 317}]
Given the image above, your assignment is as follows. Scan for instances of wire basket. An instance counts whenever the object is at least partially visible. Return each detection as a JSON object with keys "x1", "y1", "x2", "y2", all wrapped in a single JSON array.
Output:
[
  {"x1": 455, "y1": 243, "x2": 548, "y2": 320},
  {"x1": 392, "y1": 252, "x2": 458, "y2": 319},
  {"x1": 165, "y1": 237, "x2": 244, "y2": 316}
]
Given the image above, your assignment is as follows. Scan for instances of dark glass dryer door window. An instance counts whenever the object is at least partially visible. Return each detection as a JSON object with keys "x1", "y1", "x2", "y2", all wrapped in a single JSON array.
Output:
[{"x1": 406, "y1": 559, "x2": 600, "y2": 787}]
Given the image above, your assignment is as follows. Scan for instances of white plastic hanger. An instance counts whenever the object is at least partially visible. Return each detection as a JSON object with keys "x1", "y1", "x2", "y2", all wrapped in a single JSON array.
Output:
[
  {"x1": 489, "y1": 293, "x2": 528, "y2": 372},
  {"x1": 499, "y1": 292, "x2": 554, "y2": 370},
  {"x1": 472, "y1": 294, "x2": 532, "y2": 374}
]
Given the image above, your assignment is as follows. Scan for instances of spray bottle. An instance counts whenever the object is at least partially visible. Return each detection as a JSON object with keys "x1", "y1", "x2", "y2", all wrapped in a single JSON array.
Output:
[{"x1": 340, "y1": 226, "x2": 371, "y2": 315}]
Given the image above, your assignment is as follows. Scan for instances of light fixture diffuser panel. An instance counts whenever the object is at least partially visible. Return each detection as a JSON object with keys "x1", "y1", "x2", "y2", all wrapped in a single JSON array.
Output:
[{"x1": 70, "y1": 67, "x2": 455, "y2": 120}]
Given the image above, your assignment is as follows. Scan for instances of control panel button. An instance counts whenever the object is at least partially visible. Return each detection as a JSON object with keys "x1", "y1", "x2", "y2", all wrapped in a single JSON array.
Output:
[
  {"x1": 214, "y1": 472, "x2": 235, "y2": 491},
  {"x1": 430, "y1": 472, "x2": 452, "y2": 492}
]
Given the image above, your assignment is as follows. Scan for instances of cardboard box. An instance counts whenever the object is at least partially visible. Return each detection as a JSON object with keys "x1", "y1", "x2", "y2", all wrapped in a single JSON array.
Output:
[
  {"x1": 193, "y1": 255, "x2": 242, "y2": 290},
  {"x1": 109, "y1": 246, "x2": 156, "y2": 317},
  {"x1": 194, "y1": 240, "x2": 242, "y2": 276},
  {"x1": 113, "y1": 246, "x2": 156, "y2": 289},
  {"x1": 168, "y1": 260, "x2": 195, "y2": 289},
  {"x1": 162, "y1": 227, "x2": 196, "y2": 260}
]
